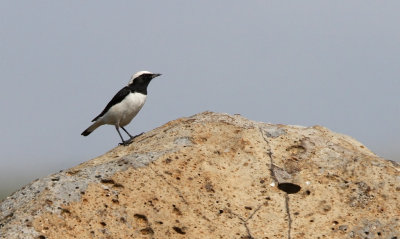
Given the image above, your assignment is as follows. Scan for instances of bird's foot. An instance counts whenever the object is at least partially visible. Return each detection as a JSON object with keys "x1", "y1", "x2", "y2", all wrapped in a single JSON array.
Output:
[
  {"x1": 131, "y1": 132, "x2": 144, "y2": 139},
  {"x1": 119, "y1": 138, "x2": 134, "y2": 146},
  {"x1": 118, "y1": 133, "x2": 144, "y2": 146}
]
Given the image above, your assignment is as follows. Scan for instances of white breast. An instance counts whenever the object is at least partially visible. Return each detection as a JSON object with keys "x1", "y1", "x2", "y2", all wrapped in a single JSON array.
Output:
[{"x1": 101, "y1": 92, "x2": 147, "y2": 127}]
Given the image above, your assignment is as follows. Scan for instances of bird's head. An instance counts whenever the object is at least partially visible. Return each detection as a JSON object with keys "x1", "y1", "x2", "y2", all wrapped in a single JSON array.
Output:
[{"x1": 128, "y1": 71, "x2": 161, "y2": 87}]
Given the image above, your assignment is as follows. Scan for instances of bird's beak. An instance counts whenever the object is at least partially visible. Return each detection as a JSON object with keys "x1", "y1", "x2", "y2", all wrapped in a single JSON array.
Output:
[{"x1": 152, "y1": 73, "x2": 162, "y2": 79}]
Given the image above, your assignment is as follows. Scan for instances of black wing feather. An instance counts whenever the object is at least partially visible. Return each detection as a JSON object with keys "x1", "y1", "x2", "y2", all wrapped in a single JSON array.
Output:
[{"x1": 91, "y1": 86, "x2": 131, "y2": 122}]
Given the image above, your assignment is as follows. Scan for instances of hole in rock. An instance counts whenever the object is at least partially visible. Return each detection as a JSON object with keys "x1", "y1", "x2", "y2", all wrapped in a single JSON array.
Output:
[
  {"x1": 278, "y1": 183, "x2": 301, "y2": 194},
  {"x1": 173, "y1": 226, "x2": 186, "y2": 234},
  {"x1": 113, "y1": 183, "x2": 124, "y2": 188},
  {"x1": 140, "y1": 227, "x2": 154, "y2": 235},
  {"x1": 100, "y1": 179, "x2": 115, "y2": 184},
  {"x1": 134, "y1": 214, "x2": 148, "y2": 222}
]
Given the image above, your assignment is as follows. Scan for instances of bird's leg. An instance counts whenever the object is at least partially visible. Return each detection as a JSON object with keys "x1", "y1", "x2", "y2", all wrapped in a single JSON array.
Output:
[
  {"x1": 121, "y1": 127, "x2": 144, "y2": 140},
  {"x1": 116, "y1": 126, "x2": 130, "y2": 146},
  {"x1": 121, "y1": 126, "x2": 134, "y2": 138}
]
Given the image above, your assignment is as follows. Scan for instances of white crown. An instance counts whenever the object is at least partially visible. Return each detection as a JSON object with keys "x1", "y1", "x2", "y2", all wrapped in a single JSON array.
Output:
[{"x1": 128, "y1": 71, "x2": 152, "y2": 85}]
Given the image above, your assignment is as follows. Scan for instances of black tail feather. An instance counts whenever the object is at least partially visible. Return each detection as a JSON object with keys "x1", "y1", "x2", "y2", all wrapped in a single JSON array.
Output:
[{"x1": 81, "y1": 129, "x2": 91, "y2": 136}]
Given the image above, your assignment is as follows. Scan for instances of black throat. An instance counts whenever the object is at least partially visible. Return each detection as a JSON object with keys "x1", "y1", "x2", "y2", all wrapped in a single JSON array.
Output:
[
  {"x1": 128, "y1": 74, "x2": 153, "y2": 95},
  {"x1": 130, "y1": 84, "x2": 148, "y2": 95}
]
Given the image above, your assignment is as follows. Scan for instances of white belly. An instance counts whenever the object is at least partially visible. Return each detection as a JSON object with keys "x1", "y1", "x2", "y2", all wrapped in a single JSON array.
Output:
[{"x1": 100, "y1": 92, "x2": 147, "y2": 127}]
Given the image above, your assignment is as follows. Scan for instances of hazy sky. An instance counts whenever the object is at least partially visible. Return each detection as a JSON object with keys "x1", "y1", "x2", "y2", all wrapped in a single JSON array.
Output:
[{"x1": 1, "y1": 1, "x2": 399, "y2": 198}]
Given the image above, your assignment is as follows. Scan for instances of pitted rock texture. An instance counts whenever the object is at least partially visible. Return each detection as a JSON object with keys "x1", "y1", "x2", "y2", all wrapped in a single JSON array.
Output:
[{"x1": 1, "y1": 112, "x2": 399, "y2": 239}]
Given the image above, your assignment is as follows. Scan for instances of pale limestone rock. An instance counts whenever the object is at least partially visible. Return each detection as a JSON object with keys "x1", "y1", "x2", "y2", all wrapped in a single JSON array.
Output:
[{"x1": 1, "y1": 112, "x2": 399, "y2": 239}]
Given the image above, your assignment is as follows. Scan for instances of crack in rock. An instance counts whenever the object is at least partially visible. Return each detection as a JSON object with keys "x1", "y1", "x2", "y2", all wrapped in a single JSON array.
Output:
[
  {"x1": 149, "y1": 166, "x2": 188, "y2": 205},
  {"x1": 228, "y1": 204, "x2": 263, "y2": 239},
  {"x1": 284, "y1": 194, "x2": 292, "y2": 239},
  {"x1": 259, "y1": 126, "x2": 293, "y2": 239}
]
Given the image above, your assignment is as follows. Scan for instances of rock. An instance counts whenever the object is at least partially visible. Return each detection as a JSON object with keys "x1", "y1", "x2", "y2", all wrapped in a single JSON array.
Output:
[{"x1": 1, "y1": 111, "x2": 399, "y2": 239}]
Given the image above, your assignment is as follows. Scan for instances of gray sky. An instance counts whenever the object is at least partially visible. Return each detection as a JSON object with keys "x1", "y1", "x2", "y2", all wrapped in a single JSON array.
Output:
[{"x1": 1, "y1": 1, "x2": 399, "y2": 199}]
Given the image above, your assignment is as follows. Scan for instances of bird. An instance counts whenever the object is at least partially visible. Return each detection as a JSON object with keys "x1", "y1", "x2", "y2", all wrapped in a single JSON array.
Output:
[{"x1": 81, "y1": 71, "x2": 161, "y2": 145}]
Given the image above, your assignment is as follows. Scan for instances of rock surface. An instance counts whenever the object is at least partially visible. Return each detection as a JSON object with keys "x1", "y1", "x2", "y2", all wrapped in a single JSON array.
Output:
[{"x1": 1, "y1": 112, "x2": 399, "y2": 239}]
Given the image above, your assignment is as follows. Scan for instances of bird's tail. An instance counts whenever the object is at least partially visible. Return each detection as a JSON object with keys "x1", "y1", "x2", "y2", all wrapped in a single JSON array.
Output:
[{"x1": 81, "y1": 121, "x2": 102, "y2": 136}]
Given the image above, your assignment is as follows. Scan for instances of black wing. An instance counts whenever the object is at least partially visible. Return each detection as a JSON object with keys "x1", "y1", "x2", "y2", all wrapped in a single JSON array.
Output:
[{"x1": 91, "y1": 86, "x2": 131, "y2": 122}]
